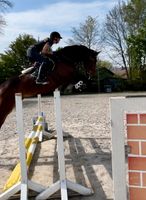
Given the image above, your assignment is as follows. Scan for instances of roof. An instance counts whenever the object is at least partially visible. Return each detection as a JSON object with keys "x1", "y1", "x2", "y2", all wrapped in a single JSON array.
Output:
[{"x1": 111, "y1": 67, "x2": 128, "y2": 79}]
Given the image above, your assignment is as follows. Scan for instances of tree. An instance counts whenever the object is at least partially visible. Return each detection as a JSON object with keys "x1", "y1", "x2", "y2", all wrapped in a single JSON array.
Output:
[
  {"x1": 127, "y1": 23, "x2": 146, "y2": 80},
  {"x1": 68, "y1": 16, "x2": 100, "y2": 49},
  {"x1": 0, "y1": 0, "x2": 13, "y2": 33},
  {"x1": 0, "y1": 34, "x2": 36, "y2": 82},
  {"x1": 103, "y1": 0, "x2": 146, "y2": 80},
  {"x1": 102, "y1": 2, "x2": 129, "y2": 78},
  {"x1": 123, "y1": 0, "x2": 146, "y2": 34},
  {"x1": 123, "y1": 0, "x2": 146, "y2": 80},
  {"x1": 97, "y1": 60, "x2": 113, "y2": 70}
]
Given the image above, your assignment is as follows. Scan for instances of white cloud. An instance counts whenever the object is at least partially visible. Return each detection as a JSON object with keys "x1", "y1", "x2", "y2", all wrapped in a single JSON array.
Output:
[{"x1": 0, "y1": 0, "x2": 117, "y2": 53}]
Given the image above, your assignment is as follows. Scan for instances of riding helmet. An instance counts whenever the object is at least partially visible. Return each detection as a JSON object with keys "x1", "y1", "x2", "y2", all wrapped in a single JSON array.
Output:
[{"x1": 50, "y1": 31, "x2": 62, "y2": 39}]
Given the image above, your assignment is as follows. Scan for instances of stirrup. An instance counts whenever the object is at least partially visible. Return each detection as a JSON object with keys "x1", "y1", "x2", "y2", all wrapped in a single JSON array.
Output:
[
  {"x1": 36, "y1": 79, "x2": 49, "y2": 85},
  {"x1": 36, "y1": 81, "x2": 48, "y2": 85}
]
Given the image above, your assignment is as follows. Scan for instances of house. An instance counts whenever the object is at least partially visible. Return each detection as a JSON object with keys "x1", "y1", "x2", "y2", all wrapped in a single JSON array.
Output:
[
  {"x1": 112, "y1": 67, "x2": 128, "y2": 79},
  {"x1": 94, "y1": 67, "x2": 127, "y2": 92}
]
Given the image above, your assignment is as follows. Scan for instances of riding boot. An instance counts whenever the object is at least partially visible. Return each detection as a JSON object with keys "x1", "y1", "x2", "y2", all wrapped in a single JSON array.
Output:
[
  {"x1": 31, "y1": 62, "x2": 40, "y2": 78},
  {"x1": 36, "y1": 62, "x2": 49, "y2": 85}
]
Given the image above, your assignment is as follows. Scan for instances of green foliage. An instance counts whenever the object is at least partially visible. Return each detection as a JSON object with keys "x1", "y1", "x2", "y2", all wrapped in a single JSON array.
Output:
[
  {"x1": 122, "y1": 0, "x2": 146, "y2": 80},
  {"x1": 0, "y1": 34, "x2": 36, "y2": 82},
  {"x1": 127, "y1": 23, "x2": 146, "y2": 80},
  {"x1": 123, "y1": 0, "x2": 146, "y2": 33},
  {"x1": 103, "y1": 0, "x2": 146, "y2": 81},
  {"x1": 97, "y1": 60, "x2": 113, "y2": 70}
]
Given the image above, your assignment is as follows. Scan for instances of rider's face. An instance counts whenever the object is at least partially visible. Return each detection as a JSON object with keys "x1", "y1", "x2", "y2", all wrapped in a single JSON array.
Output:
[{"x1": 53, "y1": 37, "x2": 60, "y2": 44}]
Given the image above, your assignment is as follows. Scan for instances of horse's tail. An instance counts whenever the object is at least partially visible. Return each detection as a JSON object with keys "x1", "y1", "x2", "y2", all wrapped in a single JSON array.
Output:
[{"x1": 0, "y1": 76, "x2": 21, "y2": 128}]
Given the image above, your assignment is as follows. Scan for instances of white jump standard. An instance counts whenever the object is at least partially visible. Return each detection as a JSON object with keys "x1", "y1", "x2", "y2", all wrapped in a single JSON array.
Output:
[
  {"x1": 0, "y1": 93, "x2": 46, "y2": 200},
  {"x1": 0, "y1": 90, "x2": 93, "y2": 200},
  {"x1": 36, "y1": 89, "x2": 93, "y2": 200}
]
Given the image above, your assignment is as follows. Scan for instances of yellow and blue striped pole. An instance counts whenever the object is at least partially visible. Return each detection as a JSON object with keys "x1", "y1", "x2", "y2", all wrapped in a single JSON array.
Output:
[{"x1": 3, "y1": 116, "x2": 43, "y2": 191}]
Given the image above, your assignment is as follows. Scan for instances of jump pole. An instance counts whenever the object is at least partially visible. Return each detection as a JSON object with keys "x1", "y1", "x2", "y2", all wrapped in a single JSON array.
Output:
[
  {"x1": 0, "y1": 93, "x2": 46, "y2": 200},
  {"x1": 36, "y1": 89, "x2": 93, "y2": 200}
]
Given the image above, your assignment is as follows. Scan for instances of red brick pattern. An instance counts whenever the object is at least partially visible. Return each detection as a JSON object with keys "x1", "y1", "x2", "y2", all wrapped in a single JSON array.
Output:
[
  {"x1": 129, "y1": 187, "x2": 146, "y2": 200},
  {"x1": 127, "y1": 114, "x2": 138, "y2": 124},
  {"x1": 140, "y1": 114, "x2": 146, "y2": 124},
  {"x1": 128, "y1": 172, "x2": 140, "y2": 186},
  {"x1": 141, "y1": 141, "x2": 146, "y2": 155},
  {"x1": 127, "y1": 113, "x2": 146, "y2": 200},
  {"x1": 127, "y1": 141, "x2": 139, "y2": 155}
]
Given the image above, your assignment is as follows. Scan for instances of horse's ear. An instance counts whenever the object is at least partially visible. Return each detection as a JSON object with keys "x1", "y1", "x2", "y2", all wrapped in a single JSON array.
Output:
[
  {"x1": 91, "y1": 50, "x2": 101, "y2": 56},
  {"x1": 95, "y1": 51, "x2": 101, "y2": 56}
]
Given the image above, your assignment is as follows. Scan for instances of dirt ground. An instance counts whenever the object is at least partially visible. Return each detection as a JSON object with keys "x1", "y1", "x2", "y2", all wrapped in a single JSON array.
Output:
[{"x1": 0, "y1": 92, "x2": 144, "y2": 199}]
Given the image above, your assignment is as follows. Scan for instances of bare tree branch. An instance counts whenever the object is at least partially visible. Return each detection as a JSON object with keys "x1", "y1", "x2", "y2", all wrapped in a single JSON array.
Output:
[
  {"x1": 0, "y1": 0, "x2": 13, "y2": 34},
  {"x1": 68, "y1": 16, "x2": 100, "y2": 50},
  {"x1": 102, "y1": 1, "x2": 129, "y2": 78}
]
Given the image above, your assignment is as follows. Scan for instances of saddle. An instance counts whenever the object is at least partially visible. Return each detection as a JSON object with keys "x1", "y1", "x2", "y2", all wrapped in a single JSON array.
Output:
[{"x1": 21, "y1": 57, "x2": 55, "y2": 76}]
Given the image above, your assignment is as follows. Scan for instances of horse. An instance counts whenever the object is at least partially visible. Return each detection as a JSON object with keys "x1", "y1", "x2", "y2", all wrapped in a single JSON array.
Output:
[{"x1": 0, "y1": 45, "x2": 99, "y2": 129}]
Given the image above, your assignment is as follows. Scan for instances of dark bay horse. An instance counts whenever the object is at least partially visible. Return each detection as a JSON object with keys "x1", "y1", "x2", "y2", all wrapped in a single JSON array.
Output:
[{"x1": 0, "y1": 45, "x2": 98, "y2": 128}]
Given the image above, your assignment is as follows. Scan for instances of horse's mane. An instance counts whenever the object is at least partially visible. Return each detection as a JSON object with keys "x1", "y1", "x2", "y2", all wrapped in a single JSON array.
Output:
[
  {"x1": 56, "y1": 45, "x2": 88, "y2": 53},
  {"x1": 54, "y1": 45, "x2": 92, "y2": 62}
]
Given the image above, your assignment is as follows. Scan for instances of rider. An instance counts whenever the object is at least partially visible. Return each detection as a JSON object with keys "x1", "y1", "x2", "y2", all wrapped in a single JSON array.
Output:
[{"x1": 27, "y1": 31, "x2": 62, "y2": 85}]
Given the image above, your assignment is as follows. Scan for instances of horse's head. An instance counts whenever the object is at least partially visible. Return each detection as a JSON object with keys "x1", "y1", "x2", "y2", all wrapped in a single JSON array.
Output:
[
  {"x1": 84, "y1": 48, "x2": 99, "y2": 78},
  {"x1": 55, "y1": 45, "x2": 99, "y2": 78}
]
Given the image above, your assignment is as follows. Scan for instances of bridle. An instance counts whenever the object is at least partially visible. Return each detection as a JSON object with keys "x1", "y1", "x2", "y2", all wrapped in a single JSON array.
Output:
[{"x1": 84, "y1": 54, "x2": 97, "y2": 79}]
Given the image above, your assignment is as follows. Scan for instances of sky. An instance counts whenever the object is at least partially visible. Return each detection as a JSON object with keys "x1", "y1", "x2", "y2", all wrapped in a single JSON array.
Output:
[{"x1": 0, "y1": 0, "x2": 119, "y2": 61}]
